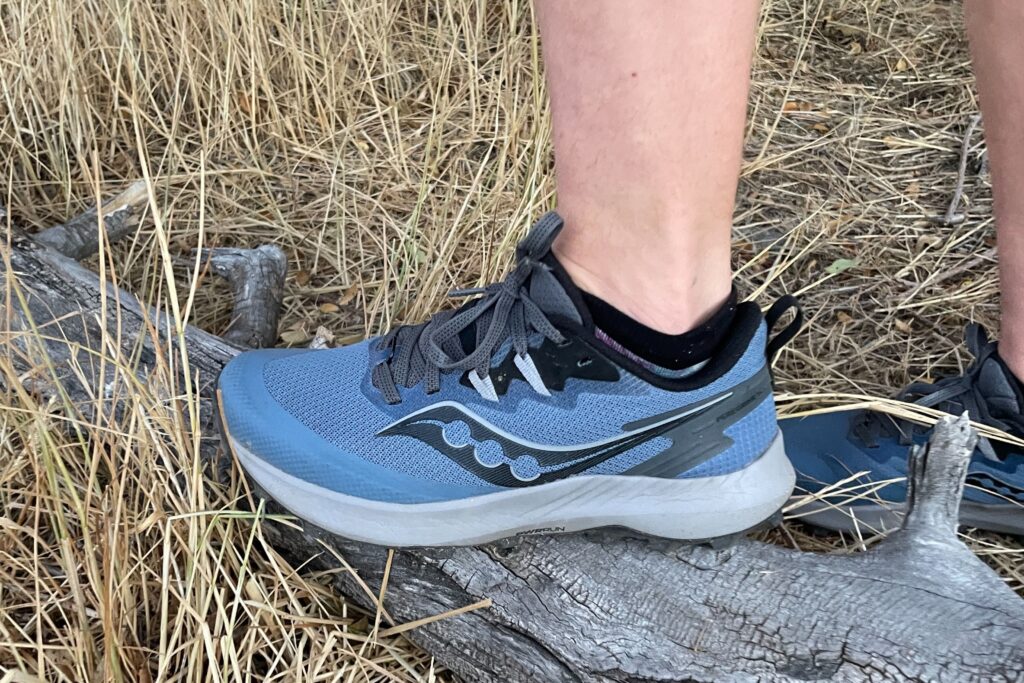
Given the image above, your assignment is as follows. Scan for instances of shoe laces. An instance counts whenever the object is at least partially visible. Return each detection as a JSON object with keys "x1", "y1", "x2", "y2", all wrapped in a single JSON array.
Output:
[
  {"x1": 371, "y1": 213, "x2": 567, "y2": 405},
  {"x1": 851, "y1": 324, "x2": 1024, "y2": 459}
]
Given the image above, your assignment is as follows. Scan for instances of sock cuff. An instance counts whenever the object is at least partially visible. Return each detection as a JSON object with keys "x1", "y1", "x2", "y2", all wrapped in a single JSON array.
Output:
[{"x1": 582, "y1": 286, "x2": 738, "y2": 371}]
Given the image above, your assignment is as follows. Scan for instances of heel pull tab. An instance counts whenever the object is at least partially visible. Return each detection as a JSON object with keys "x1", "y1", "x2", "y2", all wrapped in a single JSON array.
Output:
[{"x1": 765, "y1": 295, "x2": 803, "y2": 366}]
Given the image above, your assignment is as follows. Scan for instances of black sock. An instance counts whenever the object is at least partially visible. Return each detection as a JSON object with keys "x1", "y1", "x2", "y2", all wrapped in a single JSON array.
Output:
[{"x1": 581, "y1": 288, "x2": 738, "y2": 370}]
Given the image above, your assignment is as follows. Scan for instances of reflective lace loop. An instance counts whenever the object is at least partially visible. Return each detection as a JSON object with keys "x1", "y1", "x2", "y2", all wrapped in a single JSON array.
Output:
[
  {"x1": 852, "y1": 324, "x2": 1024, "y2": 459},
  {"x1": 372, "y1": 213, "x2": 568, "y2": 404}
]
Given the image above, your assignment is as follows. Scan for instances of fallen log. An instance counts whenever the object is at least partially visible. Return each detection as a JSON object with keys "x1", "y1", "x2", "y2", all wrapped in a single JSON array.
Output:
[{"x1": 3, "y1": 187, "x2": 1023, "y2": 682}]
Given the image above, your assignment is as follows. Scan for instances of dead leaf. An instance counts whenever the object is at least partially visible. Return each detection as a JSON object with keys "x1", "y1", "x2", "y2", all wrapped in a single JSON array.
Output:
[
  {"x1": 837, "y1": 311, "x2": 854, "y2": 324},
  {"x1": 895, "y1": 320, "x2": 912, "y2": 334},
  {"x1": 235, "y1": 90, "x2": 251, "y2": 115},
  {"x1": 294, "y1": 270, "x2": 311, "y2": 286},
  {"x1": 338, "y1": 283, "x2": 359, "y2": 306},
  {"x1": 280, "y1": 329, "x2": 308, "y2": 345},
  {"x1": 319, "y1": 303, "x2": 340, "y2": 314},
  {"x1": 823, "y1": 214, "x2": 855, "y2": 236}
]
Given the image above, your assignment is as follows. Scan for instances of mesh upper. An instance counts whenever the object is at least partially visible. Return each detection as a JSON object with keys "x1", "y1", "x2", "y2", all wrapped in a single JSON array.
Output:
[{"x1": 259, "y1": 323, "x2": 775, "y2": 491}]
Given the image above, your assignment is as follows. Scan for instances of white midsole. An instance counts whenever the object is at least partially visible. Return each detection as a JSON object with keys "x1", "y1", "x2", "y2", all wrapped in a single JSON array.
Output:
[{"x1": 230, "y1": 432, "x2": 794, "y2": 547}]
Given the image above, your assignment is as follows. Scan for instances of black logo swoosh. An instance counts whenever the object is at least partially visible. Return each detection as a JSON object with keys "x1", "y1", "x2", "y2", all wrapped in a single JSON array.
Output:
[{"x1": 376, "y1": 391, "x2": 739, "y2": 487}]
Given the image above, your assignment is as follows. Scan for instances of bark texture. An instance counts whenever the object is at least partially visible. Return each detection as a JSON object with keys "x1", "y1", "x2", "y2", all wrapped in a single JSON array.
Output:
[
  {"x1": 34, "y1": 180, "x2": 149, "y2": 259},
  {"x1": 4, "y1": 204, "x2": 1024, "y2": 683},
  {"x1": 204, "y1": 245, "x2": 287, "y2": 348}
]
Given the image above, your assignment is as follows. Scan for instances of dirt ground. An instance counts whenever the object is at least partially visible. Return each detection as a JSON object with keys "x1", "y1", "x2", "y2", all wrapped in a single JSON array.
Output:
[{"x1": 1, "y1": 0, "x2": 1021, "y2": 680}]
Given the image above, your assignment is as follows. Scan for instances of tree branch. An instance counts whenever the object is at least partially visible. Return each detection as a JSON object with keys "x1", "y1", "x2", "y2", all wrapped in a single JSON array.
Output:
[
  {"x1": 34, "y1": 180, "x2": 149, "y2": 259},
  {"x1": 901, "y1": 412, "x2": 977, "y2": 537},
  {"x1": 930, "y1": 114, "x2": 982, "y2": 226},
  {"x1": 203, "y1": 245, "x2": 287, "y2": 348}
]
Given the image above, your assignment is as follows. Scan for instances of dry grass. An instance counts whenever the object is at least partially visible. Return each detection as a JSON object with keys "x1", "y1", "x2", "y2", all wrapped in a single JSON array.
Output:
[{"x1": 0, "y1": 0, "x2": 1021, "y2": 680}]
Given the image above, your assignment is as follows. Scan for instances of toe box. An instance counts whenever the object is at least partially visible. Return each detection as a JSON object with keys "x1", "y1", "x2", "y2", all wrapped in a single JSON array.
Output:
[{"x1": 217, "y1": 346, "x2": 492, "y2": 503}]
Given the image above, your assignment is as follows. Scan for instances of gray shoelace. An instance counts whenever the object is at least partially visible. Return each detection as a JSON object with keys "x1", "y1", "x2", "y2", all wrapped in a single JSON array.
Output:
[{"x1": 371, "y1": 213, "x2": 568, "y2": 404}]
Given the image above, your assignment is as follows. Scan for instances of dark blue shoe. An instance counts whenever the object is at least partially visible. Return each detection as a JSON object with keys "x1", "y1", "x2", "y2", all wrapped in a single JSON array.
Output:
[
  {"x1": 782, "y1": 325, "x2": 1024, "y2": 536},
  {"x1": 218, "y1": 213, "x2": 796, "y2": 546}
]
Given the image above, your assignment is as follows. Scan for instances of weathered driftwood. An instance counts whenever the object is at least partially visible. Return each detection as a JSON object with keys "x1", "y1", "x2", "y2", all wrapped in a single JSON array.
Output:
[
  {"x1": 203, "y1": 245, "x2": 287, "y2": 348},
  {"x1": 34, "y1": 180, "x2": 149, "y2": 258},
  {"x1": 4, "y1": 189, "x2": 1024, "y2": 683}
]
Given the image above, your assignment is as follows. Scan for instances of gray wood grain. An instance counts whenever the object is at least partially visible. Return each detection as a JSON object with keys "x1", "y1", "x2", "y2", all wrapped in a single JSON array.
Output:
[
  {"x1": 204, "y1": 245, "x2": 287, "y2": 348},
  {"x1": 4, "y1": 224, "x2": 1024, "y2": 683},
  {"x1": 34, "y1": 180, "x2": 149, "y2": 259}
]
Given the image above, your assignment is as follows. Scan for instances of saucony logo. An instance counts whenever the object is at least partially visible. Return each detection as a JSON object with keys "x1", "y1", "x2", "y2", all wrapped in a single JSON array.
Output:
[{"x1": 375, "y1": 379, "x2": 765, "y2": 487}]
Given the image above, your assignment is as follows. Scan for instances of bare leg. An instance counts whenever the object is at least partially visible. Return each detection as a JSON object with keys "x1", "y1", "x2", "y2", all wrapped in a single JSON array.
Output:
[
  {"x1": 966, "y1": 1, "x2": 1024, "y2": 378},
  {"x1": 535, "y1": 1, "x2": 760, "y2": 334}
]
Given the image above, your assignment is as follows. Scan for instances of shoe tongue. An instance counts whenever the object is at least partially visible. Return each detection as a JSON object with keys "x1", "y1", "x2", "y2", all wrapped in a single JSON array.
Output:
[
  {"x1": 457, "y1": 212, "x2": 584, "y2": 355},
  {"x1": 519, "y1": 211, "x2": 584, "y2": 325},
  {"x1": 530, "y1": 253, "x2": 584, "y2": 325}
]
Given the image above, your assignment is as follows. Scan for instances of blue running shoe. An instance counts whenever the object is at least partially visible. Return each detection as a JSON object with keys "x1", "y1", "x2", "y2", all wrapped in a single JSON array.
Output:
[
  {"x1": 782, "y1": 325, "x2": 1024, "y2": 536},
  {"x1": 218, "y1": 212, "x2": 796, "y2": 546}
]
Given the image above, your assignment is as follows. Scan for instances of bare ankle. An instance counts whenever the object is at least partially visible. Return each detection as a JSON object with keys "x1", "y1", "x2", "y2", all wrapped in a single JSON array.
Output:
[
  {"x1": 553, "y1": 241, "x2": 732, "y2": 334},
  {"x1": 999, "y1": 335, "x2": 1024, "y2": 382}
]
